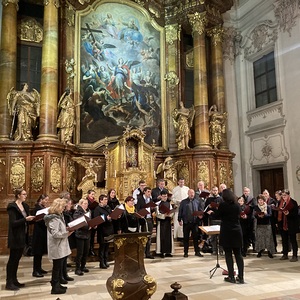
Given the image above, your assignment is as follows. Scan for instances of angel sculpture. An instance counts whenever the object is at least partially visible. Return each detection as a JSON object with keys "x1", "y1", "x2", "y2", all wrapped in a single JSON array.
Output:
[
  {"x1": 209, "y1": 105, "x2": 228, "y2": 149},
  {"x1": 172, "y1": 101, "x2": 195, "y2": 150},
  {"x1": 7, "y1": 83, "x2": 40, "y2": 141},
  {"x1": 156, "y1": 156, "x2": 181, "y2": 191},
  {"x1": 72, "y1": 157, "x2": 104, "y2": 195}
]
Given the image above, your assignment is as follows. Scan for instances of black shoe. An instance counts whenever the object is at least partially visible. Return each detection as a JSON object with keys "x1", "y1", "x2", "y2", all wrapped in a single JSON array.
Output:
[
  {"x1": 146, "y1": 255, "x2": 154, "y2": 259},
  {"x1": 75, "y1": 269, "x2": 84, "y2": 276},
  {"x1": 51, "y1": 286, "x2": 66, "y2": 294},
  {"x1": 60, "y1": 278, "x2": 68, "y2": 284},
  {"x1": 100, "y1": 263, "x2": 108, "y2": 269},
  {"x1": 268, "y1": 251, "x2": 274, "y2": 258},
  {"x1": 160, "y1": 253, "x2": 165, "y2": 258},
  {"x1": 280, "y1": 255, "x2": 288, "y2": 260},
  {"x1": 81, "y1": 267, "x2": 89, "y2": 273},
  {"x1": 6, "y1": 282, "x2": 19, "y2": 291},
  {"x1": 40, "y1": 269, "x2": 48, "y2": 274},
  {"x1": 224, "y1": 277, "x2": 236, "y2": 283},
  {"x1": 32, "y1": 271, "x2": 44, "y2": 278},
  {"x1": 59, "y1": 284, "x2": 68, "y2": 290},
  {"x1": 257, "y1": 251, "x2": 262, "y2": 258},
  {"x1": 195, "y1": 252, "x2": 203, "y2": 257},
  {"x1": 236, "y1": 277, "x2": 245, "y2": 284},
  {"x1": 14, "y1": 281, "x2": 25, "y2": 288},
  {"x1": 183, "y1": 253, "x2": 188, "y2": 258},
  {"x1": 165, "y1": 254, "x2": 173, "y2": 257},
  {"x1": 105, "y1": 262, "x2": 110, "y2": 268},
  {"x1": 64, "y1": 275, "x2": 74, "y2": 281}
]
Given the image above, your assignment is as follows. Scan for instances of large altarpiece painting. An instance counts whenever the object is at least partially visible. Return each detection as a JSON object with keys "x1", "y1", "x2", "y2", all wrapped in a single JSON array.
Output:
[{"x1": 75, "y1": 1, "x2": 165, "y2": 147}]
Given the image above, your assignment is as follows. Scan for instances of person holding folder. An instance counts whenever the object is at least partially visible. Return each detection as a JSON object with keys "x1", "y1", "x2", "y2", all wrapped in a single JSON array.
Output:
[
  {"x1": 120, "y1": 196, "x2": 139, "y2": 233},
  {"x1": 73, "y1": 199, "x2": 91, "y2": 276},
  {"x1": 94, "y1": 194, "x2": 114, "y2": 269}
]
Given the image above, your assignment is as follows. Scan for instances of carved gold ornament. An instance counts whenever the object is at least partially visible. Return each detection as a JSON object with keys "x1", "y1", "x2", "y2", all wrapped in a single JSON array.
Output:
[
  {"x1": 115, "y1": 237, "x2": 126, "y2": 249},
  {"x1": 188, "y1": 12, "x2": 207, "y2": 36},
  {"x1": 3, "y1": 0, "x2": 18, "y2": 8},
  {"x1": 144, "y1": 275, "x2": 157, "y2": 296},
  {"x1": 207, "y1": 26, "x2": 224, "y2": 46},
  {"x1": 165, "y1": 24, "x2": 181, "y2": 45},
  {"x1": 219, "y1": 162, "x2": 227, "y2": 186},
  {"x1": 50, "y1": 157, "x2": 61, "y2": 193},
  {"x1": 31, "y1": 157, "x2": 44, "y2": 192},
  {"x1": 18, "y1": 18, "x2": 43, "y2": 43},
  {"x1": 110, "y1": 279, "x2": 125, "y2": 300},
  {"x1": 10, "y1": 157, "x2": 26, "y2": 190},
  {"x1": 65, "y1": 1, "x2": 75, "y2": 27},
  {"x1": 197, "y1": 161, "x2": 209, "y2": 186},
  {"x1": 138, "y1": 236, "x2": 148, "y2": 248}
]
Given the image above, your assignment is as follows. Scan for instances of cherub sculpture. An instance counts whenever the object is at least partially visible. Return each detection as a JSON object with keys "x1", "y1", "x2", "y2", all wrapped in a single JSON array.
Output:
[
  {"x1": 172, "y1": 101, "x2": 195, "y2": 150},
  {"x1": 7, "y1": 83, "x2": 40, "y2": 141}
]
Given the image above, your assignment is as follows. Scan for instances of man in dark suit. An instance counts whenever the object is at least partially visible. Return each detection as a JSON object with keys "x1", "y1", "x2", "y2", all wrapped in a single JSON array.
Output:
[
  {"x1": 136, "y1": 187, "x2": 155, "y2": 259},
  {"x1": 178, "y1": 189, "x2": 204, "y2": 258},
  {"x1": 151, "y1": 179, "x2": 168, "y2": 203}
]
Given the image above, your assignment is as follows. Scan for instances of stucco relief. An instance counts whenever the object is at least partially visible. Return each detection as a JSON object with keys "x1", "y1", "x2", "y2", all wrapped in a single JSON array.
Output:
[
  {"x1": 241, "y1": 20, "x2": 278, "y2": 60},
  {"x1": 274, "y1": 0, "x2": 300, "y2": 36},
  {"x1": 223, "y1": 26, "x2": 242, "y2": 63},
  {"x1": 249, "y1": 134, "x2": 289, "y2": 165}
]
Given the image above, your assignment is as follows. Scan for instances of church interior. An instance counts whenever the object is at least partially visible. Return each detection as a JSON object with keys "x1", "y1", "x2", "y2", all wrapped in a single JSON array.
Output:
[{"x1": 0, "y1": 0, "x2": 300, "y2": 298}]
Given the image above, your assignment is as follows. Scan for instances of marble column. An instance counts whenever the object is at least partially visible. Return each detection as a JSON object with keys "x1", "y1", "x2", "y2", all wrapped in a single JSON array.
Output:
[
  {"x1": 207, "y1": 26, "x2": 228, "y2": 150},
  {"x1": 0, "y1": 0, "x2": 18, "y2": 141},
  {"x1": 165, "y1": 24, "x2": 181, "y2": 151},
  {"x1": 38, "y1": 0, "x2": 59, "y2": 141},
  {"x1": 188, "y1": 12, "x2": 210, "y2": 148}
]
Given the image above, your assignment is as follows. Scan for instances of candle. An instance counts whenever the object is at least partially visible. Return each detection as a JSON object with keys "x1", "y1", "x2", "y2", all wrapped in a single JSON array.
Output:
[
  {"x1": 114, "y1": 170, "x2": 116, "y2": 178},
  {"x1": 105, "y1": 171, "x2": 107, "y2": 179}
]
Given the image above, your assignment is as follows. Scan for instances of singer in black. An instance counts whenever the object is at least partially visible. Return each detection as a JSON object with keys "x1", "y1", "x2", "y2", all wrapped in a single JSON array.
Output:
[{"x1": 215, "y1": 189, "x2": 244, "y2": 284}]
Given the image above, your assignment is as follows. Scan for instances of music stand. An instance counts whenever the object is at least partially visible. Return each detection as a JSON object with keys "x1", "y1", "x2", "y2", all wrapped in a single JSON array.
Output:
[{"x1": 199, "y1": 225, "x2": 227, "y2": 279}]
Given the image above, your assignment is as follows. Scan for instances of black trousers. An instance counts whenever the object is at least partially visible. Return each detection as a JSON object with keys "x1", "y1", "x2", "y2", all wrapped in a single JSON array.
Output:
[
  {"x1": 75, "y1": 238, "x2": 90, "y2": 269},
  {"x1": 223, "y1": 247, "x2": 244, "y2": 279},
  {"x1": 281, "y1": 229, "x2": 298, "y2": 257},
  {"x1": 140, "y1": 218, "x2": 153, "y2": 256},
  {"x1": 6, "y1": 248, "x2": 23, "y2": 284},
  {"x1": 33, "y1": 254, "x2": 43, "y2": 272},
  {"x1": 183, "y1": 222, "x2": 200, "y2": 254},
  {"x1": 51, "y1": 258, "x2": 64, "y2": 284}
]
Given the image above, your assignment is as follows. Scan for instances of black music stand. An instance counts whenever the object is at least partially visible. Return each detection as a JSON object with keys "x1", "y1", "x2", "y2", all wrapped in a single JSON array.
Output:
[{"x1": 199, "y1": 226, "x2": 227, "y2": 279}]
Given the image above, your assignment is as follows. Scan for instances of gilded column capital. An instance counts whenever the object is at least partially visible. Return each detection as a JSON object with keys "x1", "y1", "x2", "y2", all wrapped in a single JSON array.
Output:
[
  {"x1": 188, "y1": 12, "x2": 207, "y2": 36},
  {"x1": 207, "y1": 26, "x2": 224, "y2": 46},
  {"x1": 44, "y1": 0, "x2": 60, "y2": 8},
  {"x1": 2, "y1": 0, "x2": 18, "y2": 9},
  {"x1": 165, "y1": 24, "x2": 181, "y2": 45}
]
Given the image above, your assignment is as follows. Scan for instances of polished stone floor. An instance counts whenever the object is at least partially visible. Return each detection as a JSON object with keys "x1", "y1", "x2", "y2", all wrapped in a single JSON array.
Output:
[{"x1": 1, "y1": 242, "x2": 300, "y2": 300}]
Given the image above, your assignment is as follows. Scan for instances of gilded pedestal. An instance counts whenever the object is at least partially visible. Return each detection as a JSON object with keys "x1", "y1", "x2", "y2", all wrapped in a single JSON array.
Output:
[{"x1": 106, "y1": 232, "x2": 157, "y2": 300}]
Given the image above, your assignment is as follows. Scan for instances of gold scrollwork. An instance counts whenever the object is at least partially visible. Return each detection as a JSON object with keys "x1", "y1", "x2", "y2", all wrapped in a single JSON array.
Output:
[
  {"x1": 197, "y1": 161, "x2": 209, "y2": 186},
  {"x1": 144, "y1": 275, "x2": 157, "y2": 296},
  {"x1": 18, "y1": 17, "x2": 43, "y2": 43},
  {"x1": 165, "y1": 24, "x2": 181, "y2": 45},
  {"x1": 67, "y1": 159, "x2": 76, "y2": 192},
  {"x1": 138, "y1": 236, "x2": 148, "y2": 248},
  {"x1": 185, "y1": 50, "x2": 193, "y2": 69},
  {"x1": 10, "y1": 157, "x2": 26, "y2": 190},
  {"x1": 115, "y1": 237, "x2": 126, "y2": 249},
  {"x1": 31, "y1": 157, "x2": 44, "y2": 192},
  {"x1": 111, "y1": 279, "x2": 125, "y2": 300},
  {"x1": 188, "y1": 12, "x2": 207, "y2": 36},
  {"x1": 207, "y1": 26, "x2": 224, "y2": 46},
  {"x1": 50, "y1": 157, "x2": 61, "y2": 193}
]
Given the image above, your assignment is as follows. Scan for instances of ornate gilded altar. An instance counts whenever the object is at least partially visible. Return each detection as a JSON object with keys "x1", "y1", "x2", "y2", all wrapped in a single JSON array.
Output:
[{"x1": 104, "y1": 127, "x2": 156, "y2": 200}]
